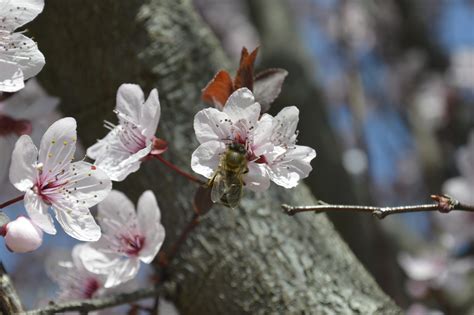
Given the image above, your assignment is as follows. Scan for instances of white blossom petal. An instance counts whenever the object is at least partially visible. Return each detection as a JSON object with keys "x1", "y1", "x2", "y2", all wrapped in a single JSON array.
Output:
[
  {"x1": 0, "y1": 60, "x2": 24, "y2": 92},
  {"x1": 140, "y1": 88, "x2": 160, "y2": 139},
  {"x1": 79, "y1": 244, "x2": 140, "y2": 288},
  {"x1": 0, "y1": 0, "x2": 44, "y2": 31},
  {"x1": 24, "y1": 189, "x2": 55, "y2": 234},
  {"x1": 116, "y1": 83, "x2": 145, "y2": 124},
  {"x1": 223, "y1": 88, "x2": 261, "y2": 126},
  {"x1": 268, "y1": 145, "x2": 316, "y2": 189},
  {"x1": 38, "y1": 117, "x2": 77, "y2": 177},
  {"x1": 193, "y1": 108, "x2": 232, "y2": 143},
  {"x1": 9, "y1": 134, "x2": 37, "y2": 191},
  {"x1": 97, "y1": 190, "x2": 136, "y2": 233},
  {"x1": 87, "y1": 127, "x2": 152, "y2": 181},
  {"x1": 53, "y1": 200, "x2": 101, "y2": 241},
  {"x1": 244, "y1": 162, "x2": 271, "y2": 192},
  {"x1": 252, "y1": 114, "x2": 274, "y2": 156},
  {"x1": 191, "y1": 140, "x2": 226, "y2": 178},
  {"x1": 137, "y1": 191, "x2": 165, "y2": 264},
  {"x1": 65, "y1": 161, "x2": 112, "y2": 208},
  {"x1": 1, "y1": 33, "x2": 45, "y2": 80},
  {"x1": 271, "y1": 106, "x2": 299, "y2": 145}
]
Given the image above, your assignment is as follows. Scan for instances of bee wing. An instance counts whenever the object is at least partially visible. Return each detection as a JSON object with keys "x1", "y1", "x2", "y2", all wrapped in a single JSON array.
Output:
[
  {"x1": 210, "y1": 172, "x2": 226, "y2": 204},
  {"x1": 223, "y1": 176, "x2": 243, "y2": 209}
]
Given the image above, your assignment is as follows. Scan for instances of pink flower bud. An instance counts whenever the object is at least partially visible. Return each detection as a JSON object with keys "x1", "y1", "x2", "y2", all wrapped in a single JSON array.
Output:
[{"x1": 1, "y1": 217, "x2": 43, "y2": 253}]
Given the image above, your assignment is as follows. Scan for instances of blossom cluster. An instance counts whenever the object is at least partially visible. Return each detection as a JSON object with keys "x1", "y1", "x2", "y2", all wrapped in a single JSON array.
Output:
[{"x1": 0, "y1": 0, "x2": 317, "y2": 306}]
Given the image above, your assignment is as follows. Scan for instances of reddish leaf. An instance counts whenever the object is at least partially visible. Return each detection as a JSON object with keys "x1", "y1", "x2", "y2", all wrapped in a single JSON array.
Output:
[
  {"x1": 234, "y1": 46, "x2": 259, "y2": 91},
  {"x1": 201, "y1": 70, "x2": 234, "y2": 108},
  {"x1": 193, "y1": 185, "x2": 214, "y2": 215},
  {"x1": 253, "y1": 68, "x2": 288, "y2": 113}
]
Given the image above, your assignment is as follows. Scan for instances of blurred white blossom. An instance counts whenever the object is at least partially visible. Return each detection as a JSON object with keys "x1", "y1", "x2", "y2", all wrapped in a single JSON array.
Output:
[
  {"x1": 79, "y1": 190, "x2": 165, "y2": 288},
  {"x1": 448, "y1": 49, "x2": 474, "y2": 91},
  {"x1": 443, "y1": 131, "x2": 474, "y2": 204}
]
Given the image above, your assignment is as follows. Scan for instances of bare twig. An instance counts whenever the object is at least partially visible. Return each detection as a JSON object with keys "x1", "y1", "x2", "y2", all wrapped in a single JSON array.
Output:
[
  {"x1": 0, "y1": 195, "x2": 24, "y2": 210},
  {"x1": 282, "y1": 194, "x2": 474, "y2": 219},
  {"x1": 0, "y1": 263, "x2": 23, "y2": 314},
  {"x1": 24, "y1": 286, "x2": 162, "y2": 315}
]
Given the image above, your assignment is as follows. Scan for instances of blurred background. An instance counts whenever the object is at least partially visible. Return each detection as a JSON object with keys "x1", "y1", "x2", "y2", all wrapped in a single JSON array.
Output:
[
  {"x1": 1, "y1": 0, "x2": 473, "y2": 314},
  {"x1": 193, "y1": 0, "x2": 474, "y2": 314}
]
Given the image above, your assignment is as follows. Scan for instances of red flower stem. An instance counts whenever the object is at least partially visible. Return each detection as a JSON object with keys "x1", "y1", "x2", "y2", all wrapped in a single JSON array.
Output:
[
  {"x1": 153, "y1": 155, "x2": 206, "y2": 185},
  {"x1": 0, "y1": 195, "x2": 24, "y2": 210}
]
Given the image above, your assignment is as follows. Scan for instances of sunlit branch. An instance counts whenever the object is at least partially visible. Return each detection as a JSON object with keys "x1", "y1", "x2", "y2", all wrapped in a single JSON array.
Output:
[
  {"x1": 0, "y1": 195, "x2": 24, "y2": 210},
  {"x1": 282, "y1": 194, "x2": 474, "y2": 219},
  {"x1": 24, "y1": 286, "x2": 162, "y2": 315}
]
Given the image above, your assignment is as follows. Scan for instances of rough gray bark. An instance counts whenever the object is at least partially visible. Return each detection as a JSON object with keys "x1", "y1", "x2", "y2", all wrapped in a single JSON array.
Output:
[{"x1": 30, "y1": 0, "x2": 401, "y2": 314}]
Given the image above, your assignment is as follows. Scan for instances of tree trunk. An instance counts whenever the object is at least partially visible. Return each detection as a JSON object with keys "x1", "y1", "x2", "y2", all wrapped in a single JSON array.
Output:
[{"x1": 30, "y1": 0, "x2": 401, "y2": 313}]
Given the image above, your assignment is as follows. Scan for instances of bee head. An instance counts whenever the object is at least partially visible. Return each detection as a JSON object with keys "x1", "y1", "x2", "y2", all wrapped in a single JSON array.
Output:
[{"x1": 228, "y1": 142, "x2": 246, "y2": 155}]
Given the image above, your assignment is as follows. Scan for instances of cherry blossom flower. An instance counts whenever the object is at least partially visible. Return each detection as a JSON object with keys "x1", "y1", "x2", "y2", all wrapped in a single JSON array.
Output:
[
  {"x1": 0, "y1": 0, "x2": 46, "y2": 92},
  {"x1": 398, "y1": 251, "x2": 474, "y2": 299},
  {"x1": 192, "y1": 87, "x2": 316, "y2": 192},
  {"x1": 0, "y1": 79, "x2": 58, "y2": 199},
  {"x1": 46, "y1": 244, "x2": 109, "y2": 301},
  {"x1": 87, "y1": 84, "x2": 161, "y2": 182},
  {"x1": 1, "y1": 216, "x2": 42, "y2": 253},
  {"x1": 9, "y1": 117, "x2": 112, "y2": 241},
  {"x1": 79, "y1": 190, "x2": 165, "y2": 288},
  {"x1": 260, "y1": 106, "x2": 317, "y2": 188}
]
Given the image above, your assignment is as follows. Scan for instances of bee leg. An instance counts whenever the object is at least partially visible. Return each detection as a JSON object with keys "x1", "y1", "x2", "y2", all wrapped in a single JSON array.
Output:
[{"x1": 244, "y1": 167, "x2": 249, "y2": 174}]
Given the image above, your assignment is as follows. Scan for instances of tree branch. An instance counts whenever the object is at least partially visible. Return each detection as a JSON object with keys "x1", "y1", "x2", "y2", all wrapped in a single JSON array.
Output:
[
  {"x1": 24, "y1": 286, "x2": 162, "y2": 315},
  {"x1": 0, "y1": 195, "x2": 24, "y2": 210},
  {"x1": 282, "y1": 195, "x2": 474, "y2": 219},
  {"x1": 0, "y1": 263, "x2": 23, "y2": 314}
]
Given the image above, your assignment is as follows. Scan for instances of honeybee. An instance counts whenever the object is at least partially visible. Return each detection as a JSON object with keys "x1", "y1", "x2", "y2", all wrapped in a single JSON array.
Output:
[{"x1": 209, "y1": 142, "x2": 248, "y2": 208}]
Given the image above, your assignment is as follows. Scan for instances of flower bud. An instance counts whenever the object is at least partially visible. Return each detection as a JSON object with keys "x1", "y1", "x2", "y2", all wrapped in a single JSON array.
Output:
[{"x1": 1, "y1": 217, "x2": 43, "y2": 253}]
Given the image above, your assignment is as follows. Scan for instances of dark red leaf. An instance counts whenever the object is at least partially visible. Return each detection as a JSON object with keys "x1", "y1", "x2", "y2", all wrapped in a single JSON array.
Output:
[
  {"x1": 201, "y1": 70, "x2": 234, "y2": 108},
  {"x1": 253, "y1": 68, "x2": 288, "y2": 113},
  {"x1": 234, "y1": 46, "x2": 259, "y2": 91}
]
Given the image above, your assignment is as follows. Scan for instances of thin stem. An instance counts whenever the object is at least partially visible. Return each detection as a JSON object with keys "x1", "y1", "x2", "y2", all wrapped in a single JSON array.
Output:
[
  {"x1": 0, "y1": 195, "x2": 24, "y2": 209},
  {"x1": 153, "y1": 155, "x2": 206, "y2": 185},
  {"x1": 282, "y1": 195, "x2": 474, "y2": 219},
  {"x1": 24, "y1": 286, "x2": 162, "y2": 315},
  {"x1": 159, "y1": 213, "x2": 200, "y2": 267}
]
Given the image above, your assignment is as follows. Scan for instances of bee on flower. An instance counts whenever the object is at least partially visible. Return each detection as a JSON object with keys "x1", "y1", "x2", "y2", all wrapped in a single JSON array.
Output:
[{"x1": 191, "y1": 87, "x2": 316, "y2": 208}]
